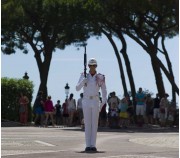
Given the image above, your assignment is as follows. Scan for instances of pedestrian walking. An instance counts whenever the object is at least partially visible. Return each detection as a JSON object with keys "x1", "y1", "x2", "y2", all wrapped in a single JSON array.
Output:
[
  {"x1": 76, "y1": 58, "x2": 107, "y2": 152},
  {"x1": 33, "y1": 91, "x2": 44, "y2": 126},
  {"x1": 44, "y1": 96, "x2": 55, "y2": 127}
]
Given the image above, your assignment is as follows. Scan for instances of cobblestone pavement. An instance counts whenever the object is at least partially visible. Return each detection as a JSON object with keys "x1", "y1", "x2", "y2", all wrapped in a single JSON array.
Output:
[{"x1": 1, "y1": 126, "x2": 179, "y2": 158}]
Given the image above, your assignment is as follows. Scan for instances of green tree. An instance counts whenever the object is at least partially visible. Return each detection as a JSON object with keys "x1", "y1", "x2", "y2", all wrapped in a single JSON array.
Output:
[
  {"x1": 86, "y1": 0, "x2": 137, "y2": 102},
  {"x1": 72, "y1": 0, "x2": 135, "y2": 100},
  {"x1": 1, "y1": 77, "x2": 34, "y2": 121},
  {"x1": 2, "y1": 0, "x2": 92, "y2": 99},
  {"x1": 94, "y1": 0, "x2": 178, "y2": 99},
  {"x1": 123, "y1": 0, "x2": 179, "y2": 99}
]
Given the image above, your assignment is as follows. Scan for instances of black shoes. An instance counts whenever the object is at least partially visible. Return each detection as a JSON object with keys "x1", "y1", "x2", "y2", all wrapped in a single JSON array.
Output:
[
  {"x1": 85, "y1": 147, "x2": 91, "y2": 152},
  {"x1": 85, "y1": 147, "x2": 97, "y2": 152},
  {"x1": 91, "y1": 147, "x2": 97, "y2": 151}
]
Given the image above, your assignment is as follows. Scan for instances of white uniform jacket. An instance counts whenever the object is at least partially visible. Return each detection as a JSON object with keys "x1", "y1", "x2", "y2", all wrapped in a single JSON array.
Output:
[{"x1": 76, "y1": 72, "x2": 107, "y2": 107}]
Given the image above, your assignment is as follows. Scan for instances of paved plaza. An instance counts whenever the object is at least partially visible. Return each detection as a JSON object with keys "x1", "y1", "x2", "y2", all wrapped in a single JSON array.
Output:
[{"x1": 1, "y1": 126, "x2": 179, "y2": 158}]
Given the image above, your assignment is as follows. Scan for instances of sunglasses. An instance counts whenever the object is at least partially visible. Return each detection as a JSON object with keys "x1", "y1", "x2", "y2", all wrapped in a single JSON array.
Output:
[{"x1": 89, "y1": 65, "x2": 97, "y2": 67}]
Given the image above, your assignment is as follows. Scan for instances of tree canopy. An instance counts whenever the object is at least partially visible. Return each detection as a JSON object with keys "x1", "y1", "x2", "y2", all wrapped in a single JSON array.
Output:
[
  {"x1": 89, "y1": 0, "x2": 179, "y2": 99},
  {"x1": 2, "y1": 0, "x2": 98, "y2": 98},
  {"x1": 2, "y1": 0, "x2": 178, "y2": 101}
]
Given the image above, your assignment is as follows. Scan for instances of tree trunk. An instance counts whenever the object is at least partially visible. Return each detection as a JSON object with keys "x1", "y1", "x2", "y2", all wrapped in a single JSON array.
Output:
[
  {"x1": 35, "y1": 50, "x2": 53, "y2": 100},
  {"x1": 156, "y1": 57, "x2": 179, "y2": 95},
  {"x1": 117, "y1": 32, "x2": 136, "y2": 104},
  {"x1": 102, "y1": 30, "x2": 128, "y2": 96},
  {"x1": 161, "y1": 36, "x2": 176, "y2": 102},
  {"x1": 125, "y1": 31, "x2": 178, "y2": 99},
  {"x1": 150, "y1": 54, "x2": 165, "y2": 98}
]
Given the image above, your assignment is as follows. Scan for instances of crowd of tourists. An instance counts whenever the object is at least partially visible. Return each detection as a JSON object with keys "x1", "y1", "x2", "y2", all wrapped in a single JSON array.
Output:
[
  {"x1": 19, "y1": 88, "x2": 178, "y2": 128},
  {"x1": 106, "y1": 88, "x2": 177, "y2": 128},
  {"x1": 32, "y1": 91, "x2": 83, "y2": 127}
]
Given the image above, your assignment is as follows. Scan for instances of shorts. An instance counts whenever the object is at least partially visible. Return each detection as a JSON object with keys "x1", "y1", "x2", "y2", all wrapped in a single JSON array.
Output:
[
  {"x1": 153, "y1": 108, "x2": 160, "y2": 119},
  {"x1": 119, "y1": 112, "x2": 128, "y2": 118},
  {"x1": 35, "y1": 107, "x2": 44, "y2": 115},
  {"x1": 136, "y1": 105, "x2": 144, "y2": 116}
]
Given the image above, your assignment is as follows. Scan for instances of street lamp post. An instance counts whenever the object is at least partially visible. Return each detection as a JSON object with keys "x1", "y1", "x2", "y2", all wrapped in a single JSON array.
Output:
[
  {"x1": 64, "y1": 83, "x2": 70, "y2": 99},
  {"x1": 23, "y1": 72, "x2": 29, "y2": 80}
]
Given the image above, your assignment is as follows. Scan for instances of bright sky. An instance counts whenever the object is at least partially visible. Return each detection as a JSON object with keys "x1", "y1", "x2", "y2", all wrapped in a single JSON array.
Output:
[{"x1": 1, "y1": 35, "x2": 179, "y2": 106}]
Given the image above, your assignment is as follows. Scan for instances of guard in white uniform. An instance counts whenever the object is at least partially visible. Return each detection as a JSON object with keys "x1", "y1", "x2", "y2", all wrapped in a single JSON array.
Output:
[{"x1": 76, "y1": 58, "x2": 107, "y2": 152}]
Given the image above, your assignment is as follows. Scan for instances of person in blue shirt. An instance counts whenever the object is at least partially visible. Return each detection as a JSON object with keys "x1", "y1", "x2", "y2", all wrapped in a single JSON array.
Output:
[{"x1": 135, "y1": 87, "x2": 145, "y2": 127}]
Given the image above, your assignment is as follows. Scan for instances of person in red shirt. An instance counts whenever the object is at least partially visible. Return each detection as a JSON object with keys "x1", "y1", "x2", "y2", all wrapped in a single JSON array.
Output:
[
  {"x1": 19, "y1": 93, "x2": 29, "y2": 125},
  {"x1": 44, "y1": 96, "x2": 55, "y2": 127}
]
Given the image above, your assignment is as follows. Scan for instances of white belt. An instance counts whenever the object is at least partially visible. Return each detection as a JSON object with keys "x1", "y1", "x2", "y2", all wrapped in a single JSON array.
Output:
[{"x1": 84, "y1": 96, "x2": 99, "y2": 100}]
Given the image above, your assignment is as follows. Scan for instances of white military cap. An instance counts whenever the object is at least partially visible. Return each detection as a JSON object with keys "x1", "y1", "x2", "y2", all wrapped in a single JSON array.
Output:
[{"x1": 88, "y1": 58, "x2": 97, "y2": 65}]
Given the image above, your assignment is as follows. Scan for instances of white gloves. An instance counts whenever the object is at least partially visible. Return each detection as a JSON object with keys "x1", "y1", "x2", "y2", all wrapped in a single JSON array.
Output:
[{"x1": 83, "y1": 78, "x2": 88, "y2": 85}]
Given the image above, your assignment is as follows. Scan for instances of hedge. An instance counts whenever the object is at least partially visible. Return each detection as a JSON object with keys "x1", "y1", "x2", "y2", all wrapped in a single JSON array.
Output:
[{"x1": 1, "y1": 77, "x2": 34, "y2": 122}]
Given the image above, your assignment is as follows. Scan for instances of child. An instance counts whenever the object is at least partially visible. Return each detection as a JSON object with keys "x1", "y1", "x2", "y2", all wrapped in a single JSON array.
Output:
[
  {"x1": 110, "y1": 102, "x2": 119, "y2": 128},
  {"x1": 119, "y1": 97, "x2": 128, "y2": 128}
]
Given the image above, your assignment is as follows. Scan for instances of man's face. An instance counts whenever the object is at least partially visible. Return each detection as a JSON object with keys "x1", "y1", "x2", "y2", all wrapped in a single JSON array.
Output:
[
  {"x1": 88, "y1": 64, "x2": 97, "y2": 70},
  {"x1": 111, "y1": 93, "x2": 115, "y2": 97}
]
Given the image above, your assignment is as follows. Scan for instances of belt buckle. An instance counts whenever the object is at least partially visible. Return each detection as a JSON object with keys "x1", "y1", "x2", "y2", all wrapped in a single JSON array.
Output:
[{"x1": 90, "y1": 96, "x2": 93, "y2": 99}]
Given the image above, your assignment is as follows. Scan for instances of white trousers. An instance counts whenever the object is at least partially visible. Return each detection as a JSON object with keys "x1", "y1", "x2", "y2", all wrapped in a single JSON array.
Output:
[
  {"x1": 136, "y1": 104, "x2": 144, "y2": 116},
  {"x1": 82, "y1": 98, "x2": 99, "y2": 147}
]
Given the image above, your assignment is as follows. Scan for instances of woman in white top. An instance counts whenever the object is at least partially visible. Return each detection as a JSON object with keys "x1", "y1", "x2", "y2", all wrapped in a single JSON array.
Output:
[{"x1": 67, "y1": 93, "x2": 76, "y2": 126}]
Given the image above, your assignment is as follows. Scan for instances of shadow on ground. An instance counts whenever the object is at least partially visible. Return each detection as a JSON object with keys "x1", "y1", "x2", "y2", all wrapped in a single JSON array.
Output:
[{"x1": 76, "y1": 151, "x2": 105, "y2": 154}]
